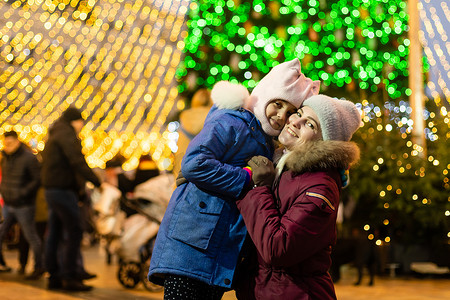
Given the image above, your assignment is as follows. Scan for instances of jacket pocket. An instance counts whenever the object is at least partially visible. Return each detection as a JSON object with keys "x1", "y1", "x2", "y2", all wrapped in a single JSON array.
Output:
[
  {"x1": 305, "y1": 192, "x2": 335, "y2": 213},
  {"x1": 169, "y1": 184, "x2": 224, "y2": 250}
]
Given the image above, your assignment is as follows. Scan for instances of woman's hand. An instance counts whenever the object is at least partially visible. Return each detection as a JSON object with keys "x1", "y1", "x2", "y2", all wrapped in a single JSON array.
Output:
[{"x1": 248, "y1": 156, "x2": 275, "y2": 187}]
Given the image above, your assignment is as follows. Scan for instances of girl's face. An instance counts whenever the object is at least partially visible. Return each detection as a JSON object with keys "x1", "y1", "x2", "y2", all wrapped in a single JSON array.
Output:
[
  {"x1": 265, "y1": 100, "x2": 297, "y2": 131},
  {"x1": 278, "y1": 106, "x2": 322, "y2": 149}
]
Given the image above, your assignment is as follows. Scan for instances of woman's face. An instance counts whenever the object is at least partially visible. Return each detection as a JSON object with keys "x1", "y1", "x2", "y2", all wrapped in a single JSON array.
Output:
[
  {"x1": 265, "y1": 100, "x2": 297, "y2": 131},
  {"x1": 278, "y1": 106, "x2": 322, "y2": 149}
]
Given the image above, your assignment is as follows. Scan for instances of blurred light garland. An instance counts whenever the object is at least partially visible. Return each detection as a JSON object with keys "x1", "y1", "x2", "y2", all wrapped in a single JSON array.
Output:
[
  {"x1": 419, "y1": 0, "x2": 450, "y2": 106},
  {"x1": 0, "y1": 0, "x2": 190, "y2": 170}
]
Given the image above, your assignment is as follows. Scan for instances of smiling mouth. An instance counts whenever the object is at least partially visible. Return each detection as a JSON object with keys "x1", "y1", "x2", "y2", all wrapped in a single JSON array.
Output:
[
  {"x1": 270, "y1": 119, "x2": 280, "y2": 129},
  {"x1": 286, "y1": 127, "x2": 298, "y2": 137}
]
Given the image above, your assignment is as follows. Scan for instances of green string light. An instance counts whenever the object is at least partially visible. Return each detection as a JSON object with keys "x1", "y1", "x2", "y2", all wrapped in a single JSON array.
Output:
[{"x1": 181, "y1": 0, "x2": 410, "y2": 99}]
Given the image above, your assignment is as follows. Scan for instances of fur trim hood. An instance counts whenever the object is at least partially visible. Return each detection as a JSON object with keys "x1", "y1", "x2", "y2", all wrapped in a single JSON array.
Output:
[{"x1": 279, "y1": 140, "x2": 360, "y2": 174}]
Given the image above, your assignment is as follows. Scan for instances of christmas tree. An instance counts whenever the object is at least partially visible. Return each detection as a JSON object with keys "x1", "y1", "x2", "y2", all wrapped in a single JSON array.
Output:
[{"x1": 180, "y1": 0, "x2": 449, "y2": 248}]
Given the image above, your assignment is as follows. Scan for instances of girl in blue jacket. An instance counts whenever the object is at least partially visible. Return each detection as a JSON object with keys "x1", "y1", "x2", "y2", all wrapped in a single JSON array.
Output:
[{"x1": 149, "y1": 58, "x2": 320, "y2": 299}]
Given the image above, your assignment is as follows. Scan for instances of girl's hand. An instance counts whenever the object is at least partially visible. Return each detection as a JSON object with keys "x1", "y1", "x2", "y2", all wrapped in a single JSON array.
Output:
[
  {"x1": 176, "y1": 172, "x2": 188, "y2": 186},
  {"x1": 248, "y1": 156, "x2": 275, "y2": 187}
]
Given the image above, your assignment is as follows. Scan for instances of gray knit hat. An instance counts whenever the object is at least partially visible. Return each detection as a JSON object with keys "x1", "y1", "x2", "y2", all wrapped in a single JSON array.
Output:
[{"x1": 303, "y1": 95, "x2": 361, "y2": 141}]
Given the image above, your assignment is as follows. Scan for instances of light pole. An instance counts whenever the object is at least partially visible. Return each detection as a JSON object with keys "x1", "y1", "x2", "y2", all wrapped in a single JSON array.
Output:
[{"x1": 408, "y1": 0, "x2": 427, "y2": 156}]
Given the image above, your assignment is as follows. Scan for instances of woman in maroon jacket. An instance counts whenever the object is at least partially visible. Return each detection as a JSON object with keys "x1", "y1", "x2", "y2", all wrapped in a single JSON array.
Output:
[{"x1": 235, "y1": 95, "x2": 361, "y2": 300}]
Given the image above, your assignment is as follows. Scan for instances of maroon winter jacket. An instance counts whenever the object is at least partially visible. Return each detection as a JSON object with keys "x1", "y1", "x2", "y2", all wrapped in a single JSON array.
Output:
[{"x1": 235, "y1": 140, "x2": 360, "y2": 300}]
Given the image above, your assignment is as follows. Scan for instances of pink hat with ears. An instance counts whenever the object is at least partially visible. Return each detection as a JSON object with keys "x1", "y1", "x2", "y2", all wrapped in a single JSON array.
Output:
[{"x1": 248, "y1": 58, "x2": 321, "y2": 136}]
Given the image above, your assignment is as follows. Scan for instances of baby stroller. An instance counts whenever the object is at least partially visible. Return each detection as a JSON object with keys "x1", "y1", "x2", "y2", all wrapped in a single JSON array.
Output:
[
  {"x1": 116, "y1": 197, "x2": 162, "y2": 292},
  {"x1": 90, "y1": 184, "x2": 126, "y2": 264},
  {"x1": 93, "y1": 173, "x2": 173, "y2": 292}
]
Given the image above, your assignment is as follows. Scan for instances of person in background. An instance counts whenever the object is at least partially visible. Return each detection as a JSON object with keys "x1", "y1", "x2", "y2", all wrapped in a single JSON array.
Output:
[
  {"x1": 16, "y1": 187, "x2": 48, "y2": 275},
  {"x1": 172, "y1": 88, "x2": 212, "y2": 180},
  {"x1": 133, "y1": 154, "x2": 160, "y2": 188},
  {"x1": 235, "y1": 95, "x2": 361, "y2": 299},
  {"x1": 103, "y1": 153, "x2": 160, "y2": 217},
  {"x1": 72, "y1": 175, "x2": 98, "y2": 281},
  {"x1": 0, "y1": 130, "x2": 44, "y2": 279},
  {"x1": 104, "y1": 154, "x2": 131, "y2": 193},
  {"x1": 104, "y1": 154, "x2": 135, "y2": 217},
  {"x1": 41, "y1": 106, "x2": 102, "y2": 291}
]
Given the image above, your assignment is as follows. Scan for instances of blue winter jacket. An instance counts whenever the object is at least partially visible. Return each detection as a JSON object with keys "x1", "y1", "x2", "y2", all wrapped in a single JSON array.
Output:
[{"x1": 148, "y1": 105, "x2": 274, "y2": 289}]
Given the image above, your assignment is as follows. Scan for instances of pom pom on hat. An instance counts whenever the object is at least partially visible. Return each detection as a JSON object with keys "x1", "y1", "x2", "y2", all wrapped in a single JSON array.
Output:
[
  {"x1": 303, "y1": 95, "x2": 361, "y2": 141},
  {"x1": 62, "y1": 106, "x2": 83, "y2": 122},
  {"x1": 211, "y1": 81, "x2": 250, "y2": 110},
  {"x1": 250, "y1": 58, "x2": 320, "y2": 136}
]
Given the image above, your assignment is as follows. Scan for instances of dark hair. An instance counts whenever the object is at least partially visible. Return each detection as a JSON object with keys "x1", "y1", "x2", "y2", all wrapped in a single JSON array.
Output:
[
  {"x1": 105, "y1": 154, "x2": 126, "y2": 169},
  {"x1": 4, "y1": 130, "x2": 18, "y2": 139},
  {"x1": 62, "y1": 106, "x2": 83, "y2": 122}
]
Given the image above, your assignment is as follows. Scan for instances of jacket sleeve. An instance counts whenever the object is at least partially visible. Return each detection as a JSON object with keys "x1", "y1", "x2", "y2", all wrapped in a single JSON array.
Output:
[
  {"x1": 236, "y1": 183, "x2": 338, "y2": 267},
  {"x1": 19, "y1": 153, "x2": 41, "y2": 199},
  {"x1": 58, "y1": 129, "x2": 101, "y2": 187},
  {"x1": 181, "y1": 114, "x2": 249, "y2": 199}
]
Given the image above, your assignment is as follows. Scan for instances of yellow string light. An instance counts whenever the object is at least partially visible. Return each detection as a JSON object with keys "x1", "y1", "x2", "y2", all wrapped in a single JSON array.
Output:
[
  {"x1": 0, "y1": 0, "x2": 189, "y2": 170},
  {"x1": 419, "y1": 0, "x2": 450, "y2": 102}
]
